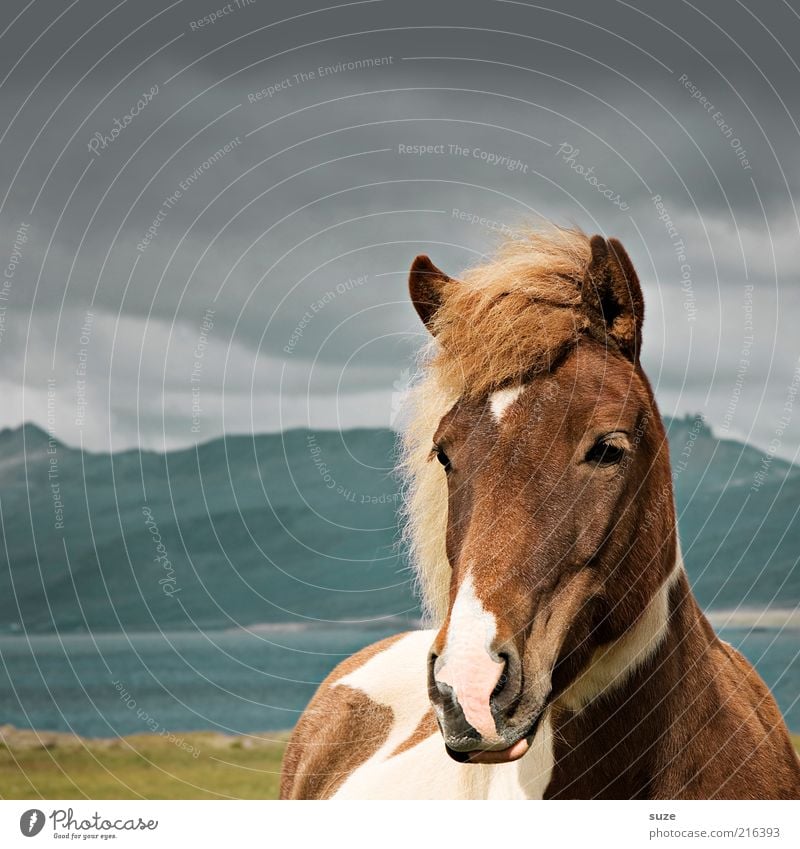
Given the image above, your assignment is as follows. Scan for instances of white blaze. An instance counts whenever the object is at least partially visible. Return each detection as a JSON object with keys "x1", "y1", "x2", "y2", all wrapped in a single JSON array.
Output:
[
  {"x1": 435, "y1": 574, "x2": 504, "y2": 740},
  {"x1": 489, "y1": 385, "x2": 525, "y2": 421}
]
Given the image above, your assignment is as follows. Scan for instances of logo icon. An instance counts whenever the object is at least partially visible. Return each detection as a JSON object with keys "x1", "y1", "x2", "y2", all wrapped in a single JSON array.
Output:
[{"x1": 19, "y1": 809, "x2": 45, "y2": 837}]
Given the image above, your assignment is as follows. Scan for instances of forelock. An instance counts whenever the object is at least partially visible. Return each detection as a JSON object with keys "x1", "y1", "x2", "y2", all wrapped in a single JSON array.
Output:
[{"x1": 428, "y1": 226, "x2": 594, "y2": 398}]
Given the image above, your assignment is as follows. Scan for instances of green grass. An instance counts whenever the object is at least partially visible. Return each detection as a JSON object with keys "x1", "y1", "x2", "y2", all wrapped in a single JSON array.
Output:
[
  {"x1": 2, "y1": 729, "x2": 798, "y2": 799},
  {"x1": 0, "y1": 727, "x2": 288, "y2": 800}
]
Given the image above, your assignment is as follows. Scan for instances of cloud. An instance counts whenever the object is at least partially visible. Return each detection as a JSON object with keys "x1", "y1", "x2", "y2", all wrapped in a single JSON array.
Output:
[{"x1": 0, "y1": 0, "x2": 798, "y2": 456}]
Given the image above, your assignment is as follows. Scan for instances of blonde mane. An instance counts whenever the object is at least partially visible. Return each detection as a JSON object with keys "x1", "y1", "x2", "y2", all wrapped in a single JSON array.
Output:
[{"x1": 399, "y1": 226, "x2": 594, "y2": 622}]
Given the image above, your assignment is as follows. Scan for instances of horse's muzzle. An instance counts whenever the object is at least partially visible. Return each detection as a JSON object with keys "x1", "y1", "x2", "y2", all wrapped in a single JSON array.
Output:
[
  {"x1": 427, "y1": 643, "x2": 525, "y2": 756},
  {"x1": 442, "y1": 707, "x2": 545, "y2": 765}
]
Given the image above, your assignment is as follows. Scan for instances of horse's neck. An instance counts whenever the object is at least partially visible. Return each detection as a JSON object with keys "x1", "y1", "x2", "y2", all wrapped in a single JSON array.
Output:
[
  {"x1": 555, "y1": 536, "x2": 687, "y2": 710},
  {"x1": 547, "y1": 546, "x2": 721, "y2": 798}
]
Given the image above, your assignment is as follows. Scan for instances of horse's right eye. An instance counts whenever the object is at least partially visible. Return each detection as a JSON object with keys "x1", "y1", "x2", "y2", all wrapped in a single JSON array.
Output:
[{"x1": 434, "y1": 445, "x2": 451, "y2": 471}]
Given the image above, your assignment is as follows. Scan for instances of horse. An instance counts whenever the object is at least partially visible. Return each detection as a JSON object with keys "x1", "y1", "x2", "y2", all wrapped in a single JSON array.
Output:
[{"x1": 280, "y1": 227, "x2": 800, "y2": 799}]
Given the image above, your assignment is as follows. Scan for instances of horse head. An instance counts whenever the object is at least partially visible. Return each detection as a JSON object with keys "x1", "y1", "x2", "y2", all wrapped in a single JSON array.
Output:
[{"x1": 406, "y1": 230, "x2": 677, "y2": 763}]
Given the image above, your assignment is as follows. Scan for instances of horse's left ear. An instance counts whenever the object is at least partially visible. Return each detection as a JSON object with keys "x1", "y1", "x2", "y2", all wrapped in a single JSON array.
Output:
[
  {"x1": 583, "y1": 235, "x2": 644, "y2": 361},
  {"x1": 408, "y1": 255, "x2": 454, "y2": 332}
]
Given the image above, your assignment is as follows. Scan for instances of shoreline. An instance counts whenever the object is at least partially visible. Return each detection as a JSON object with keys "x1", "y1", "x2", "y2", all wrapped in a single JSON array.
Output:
[
  {"x1": 0, "y1": 723, "x2": 291, "y2": 751},
  {"x1": 705, "y1": 608, "x2": 800, "y2": 630},
  {"x1": 0, "y1": 609, "x2": 796, "y2": 639}
]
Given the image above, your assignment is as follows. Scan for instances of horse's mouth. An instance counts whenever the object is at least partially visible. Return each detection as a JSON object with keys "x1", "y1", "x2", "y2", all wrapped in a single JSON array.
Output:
[
  {"x1": 443, "y1": 712, "x2": 543, "y2": 765},
  {"x1": 448, "y1": 736, "x2": 531, "y2": 764}
]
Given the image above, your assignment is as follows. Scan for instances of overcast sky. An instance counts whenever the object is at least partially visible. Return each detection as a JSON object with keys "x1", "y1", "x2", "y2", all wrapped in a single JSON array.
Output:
[{"x1": 1, "y1": 0, "x2": 799, "y2": 457}]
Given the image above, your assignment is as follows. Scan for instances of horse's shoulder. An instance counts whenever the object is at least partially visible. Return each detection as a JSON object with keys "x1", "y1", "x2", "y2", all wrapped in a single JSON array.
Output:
[
  {"x1": 705, "y1": 639, "x2": 800, "y2": 796},
  {"x1": 279, "y1": 630, "x2": 434, "y2": 799},
  {"x1": 716, "y1": 639, "x2": 779, "y2": 713}
]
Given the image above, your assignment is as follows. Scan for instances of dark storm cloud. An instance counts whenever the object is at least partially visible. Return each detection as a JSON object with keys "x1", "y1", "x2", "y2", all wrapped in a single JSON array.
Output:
[{"x1": 1, "y1": 0, "x2": 798, "y2": 453}]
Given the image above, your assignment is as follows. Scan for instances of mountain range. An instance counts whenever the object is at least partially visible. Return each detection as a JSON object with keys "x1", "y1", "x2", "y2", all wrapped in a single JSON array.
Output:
[{"x1": 0, "y1": 416, "x2": 797, "y2": 633}]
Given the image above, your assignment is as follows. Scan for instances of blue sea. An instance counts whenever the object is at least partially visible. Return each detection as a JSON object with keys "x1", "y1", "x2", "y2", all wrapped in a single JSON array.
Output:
[{"x1": 0, "y1": 625, "x2": 797, "y2": 737}]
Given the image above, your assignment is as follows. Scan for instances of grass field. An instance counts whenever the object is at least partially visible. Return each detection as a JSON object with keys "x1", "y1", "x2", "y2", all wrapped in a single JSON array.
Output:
[
  {"x1": 0, "y1": 725, "x2": 288, "y2": 800},
  {"x1": 1, "y1": 726, "x2": 798, "y2": 799}
]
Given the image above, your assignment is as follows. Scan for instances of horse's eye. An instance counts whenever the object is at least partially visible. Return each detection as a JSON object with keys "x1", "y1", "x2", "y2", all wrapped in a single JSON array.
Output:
[
  {"x1": 586, "y1": 438, "x2": 626, "y2": 466},
  {"x1": 434, "y1": 445, "x2": 451, "y2": 471}
]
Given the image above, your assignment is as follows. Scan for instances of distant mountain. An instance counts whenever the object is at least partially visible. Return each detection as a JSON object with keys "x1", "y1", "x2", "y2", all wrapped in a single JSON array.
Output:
[
  {"x1": 663, "y1": 415, "x2": 800, "y2": 611},
  {"x1": 0, "y1": 416, "x2": 797, "y2": 634}
]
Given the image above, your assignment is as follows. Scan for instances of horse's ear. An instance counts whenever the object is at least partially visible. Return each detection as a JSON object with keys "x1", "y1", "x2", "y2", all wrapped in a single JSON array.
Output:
[
  {"x1": 583, "y1": 235, "x2": 644, "y2": 361},
  {"x1": 409, "y1": 255, "x2": 453, "y2": 332}
]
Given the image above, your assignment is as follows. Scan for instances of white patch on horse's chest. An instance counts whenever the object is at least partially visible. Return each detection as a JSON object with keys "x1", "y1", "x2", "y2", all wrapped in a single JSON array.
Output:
[
  {"x1": 489, "y1": 385, "x2": 525, "y2": 421},
  {"x1": 331, "y1": 629, "x2": 555, "y2": 799},
  {"x1": 332, "y1": 630, "x2": 435, "y2": 799},
  {"x1": 489, "y1": 710, "x2": 555, "y2": 799}
]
